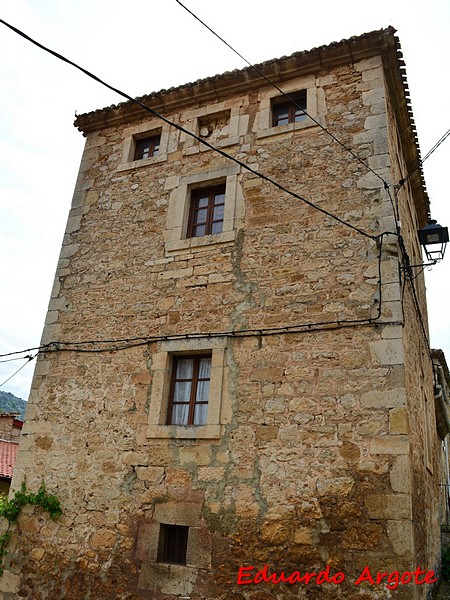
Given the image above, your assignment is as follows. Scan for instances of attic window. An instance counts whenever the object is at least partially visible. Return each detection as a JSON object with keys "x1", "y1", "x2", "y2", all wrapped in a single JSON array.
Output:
[
  {"x1": 271, "y1": 90, "x2": 307, "y2": 127},
  {"x1": 134, "y1": 134, "x2": 161, "y2": 160},
  {"x1": 157, "y1": 524, "x2": 189, "y2": 565}
]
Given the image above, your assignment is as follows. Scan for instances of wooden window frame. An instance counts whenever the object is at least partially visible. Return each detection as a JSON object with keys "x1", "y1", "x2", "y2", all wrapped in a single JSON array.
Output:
[
  {"x1": 134, "y1": 134, "x2": 161, "y2": 160},
  {"x1": 157, "y1": 523, "x2": 189, "y2": 565},
  {"x1": 187, "y1": 184, "x2": 226, "y2": 238},
  {"x1": 167, "y1": 354, "x2": 212, "y2": 426},
  {"x1": 271, "y1": 90, "x2": 307, "y2": 127}
]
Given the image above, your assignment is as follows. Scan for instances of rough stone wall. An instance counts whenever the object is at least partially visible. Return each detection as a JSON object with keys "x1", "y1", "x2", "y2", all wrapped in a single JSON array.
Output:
[
  {"x1": 385, "y1": 93, "x2": 441, "y2": 586},
  {"x1": 1, "y1": 51, "x2": 439, "y2": 600}
]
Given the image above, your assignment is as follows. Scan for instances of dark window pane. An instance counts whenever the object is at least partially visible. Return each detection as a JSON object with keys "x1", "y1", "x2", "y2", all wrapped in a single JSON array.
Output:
[
  {"x1": 213, "y1": 205, "x2": 224, "y2": 220},
  {"x1": 194, "y1": 208, "x2": 208, "y2": 224},
  {"x1": 211, "y1": 221, "x2": 223, "y2": 234},
  {"x1": 194, "y1": 403, "x2": 208, "y2": 425},
  {"x1": 198, "y1": 358, "x2": 212, "y2": 378},
  {"x1": 173, "y1": 381, "x2": 192, "y2": 403},
  {"x1": 193, "y1": 224, "x2": 206, "y2": 237},
  {"x1": 171, "y1": 403, "x2": 189, "y2": 425},
  {"x1": 214, "y1": 193, "x2": 225, "y2": 205},
  {"x1": 272, "y1": 91, "x2": 306, "y2": 127},
  {"x1": 197, "y1": 197, "x2": 209, "y2": 208},
  {"x1": 196, "y1": 380, "x2": 210, "y2": 402},
  {"x1": 134, "y1": 134, "x2": 161, "y2": 160},
  {"x1": 176, "y1": 358, "x2": 194, "y2": 379},
  {"x1": 294, "y1": 111, "x2": 306, "y2": 122},
  {"x1": 157, "y1": 524, "x2": 189, "y2": 565}
]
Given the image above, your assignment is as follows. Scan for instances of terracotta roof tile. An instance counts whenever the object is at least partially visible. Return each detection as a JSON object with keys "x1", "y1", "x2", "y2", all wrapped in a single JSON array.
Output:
[{"x1": 0, "y1": 440, "x2": 19, "y2": 479}]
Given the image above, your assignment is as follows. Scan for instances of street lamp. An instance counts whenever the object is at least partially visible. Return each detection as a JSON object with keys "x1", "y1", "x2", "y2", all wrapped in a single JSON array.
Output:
[{"x1": 418, "y1": 220, "x2": 449, "y2": 264}]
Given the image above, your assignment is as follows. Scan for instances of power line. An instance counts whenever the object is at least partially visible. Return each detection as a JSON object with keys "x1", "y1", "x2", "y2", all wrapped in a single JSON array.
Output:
[
  {"x1": 398, "y1": 127, "x2": 450, "y2": 188},
  {"x1": 398, "y1": 237, "x2": 430, "y2": 351},
  {"x1": 0, "y1": 17, "x2": 378, "y2": 242},
  {"x1": 175, "y1": 0, "x2": 389, "y2": 188},
  {"x1": 0, "y1": 21, "x2": 404, "y2": 363},
  {"x1": 0, "y1": 354, "x2": 36, "y2": 389},
  {"x1": 0, "y1": 232, "x2": 396, "y2": 359},
  {"x1": 3, "y1": 319, "x2": 402, "y2": 358},
  {"x1": 0, "y1": 354, "x2": 34, "y2": 364}
]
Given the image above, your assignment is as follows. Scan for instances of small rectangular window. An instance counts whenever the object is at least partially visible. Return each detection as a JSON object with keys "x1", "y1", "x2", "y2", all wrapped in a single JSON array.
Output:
[
  {"x1": 272, "y1": 90, "x2": 307, "y2": 127},
  {"x1": 167, "y1": 355, "x2": 211, "y2": 425},
  {"x1": 134, "y1": 134, "x2": 161, "y2": 160},
  {"x1": 157, "y1": 524, "x2": 189, "y2": 565},
  {"x1": 187, "y1": 185, "x2": 225, "y2": 238}
]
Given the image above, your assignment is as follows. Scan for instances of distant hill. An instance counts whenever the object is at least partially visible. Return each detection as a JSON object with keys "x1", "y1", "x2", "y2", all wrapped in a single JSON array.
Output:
[{"x1": 0, "y1": 391, "x2": 27, "y2": 420}]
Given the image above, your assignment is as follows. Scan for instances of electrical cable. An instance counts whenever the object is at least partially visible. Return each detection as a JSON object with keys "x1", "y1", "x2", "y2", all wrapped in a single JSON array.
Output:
[
  {"x1": 398, "y1": 127, "x2": 450, "y2": 188},
  {"x1": 397, "y1": 236, "x2": 431, "y2": 351},
  {"x1": 0, "y1": 21, "x2": 406, "y2": 363},
  {"x1": 0, "y1": 17, "x2": 378, "y2": 242},
  {"x1": 0, "y1": 355, "x2": 34, "y2": 364},
  {"x1": 0, "y1": 354, "x2": 36, "y2": 389},
  {"x1": 0, "y1": 233, "x2": 396, "y2": 358},
  {"x1": 175, "y1": 0, "x2": 389, "y2": 188},
  {"x1": 18, "y1": 320, "x2": 403, "y2": 356}
]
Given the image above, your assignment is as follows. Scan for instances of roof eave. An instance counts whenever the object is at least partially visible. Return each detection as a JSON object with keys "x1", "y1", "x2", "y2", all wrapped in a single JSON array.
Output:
[{"x1": 74, "y1": 27, "x2": 398, "y2": 135}]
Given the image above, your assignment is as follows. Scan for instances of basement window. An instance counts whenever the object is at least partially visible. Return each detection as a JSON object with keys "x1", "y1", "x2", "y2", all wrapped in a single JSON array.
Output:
[{"x1": 157, "y1": 524, "x2": 189, "y2": 565}]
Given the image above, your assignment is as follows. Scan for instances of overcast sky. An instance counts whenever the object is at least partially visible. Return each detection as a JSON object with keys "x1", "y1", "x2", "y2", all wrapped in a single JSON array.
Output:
[{"x1": 0, "y1": 0, "x2": 449, "y2": 400}]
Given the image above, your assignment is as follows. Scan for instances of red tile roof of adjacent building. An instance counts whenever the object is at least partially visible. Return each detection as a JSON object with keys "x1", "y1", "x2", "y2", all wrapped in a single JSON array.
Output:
[{"x1": 0, "y1": 440, "x2": 19, "y2": 479}]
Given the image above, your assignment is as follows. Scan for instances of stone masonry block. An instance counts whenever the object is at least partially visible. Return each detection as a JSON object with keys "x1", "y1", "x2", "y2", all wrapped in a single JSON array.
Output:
[
  {"x1": 387, "y1": 520, "x2": 414, "y2": 557},
  {"x1": 360, "y1": 387, "x2": 405, "y2": 408},
  {"x1": 365, "y1": 114, "x2": 387, "y2": 130},
  {"x1": 368, "y1": 153, "x2": 390, "y2": 170},
  {"x1": 354, "y1": 56, "x2": 382, "y2": 71},
  {"x1": 65, "y1": 215, "x2": 82, "y2": 234},
  {"x1": 390, "y1": 455, "x2": 411, "y2": 493},
  {"x1": 317, "y1": 477, "x2": 354, "y2": 496},
  {"x1": 389, "y1": 407, "x2": 408, "y2": 434},
  {"x1": 369, "y1": 339, "x2": 404, "y2": 366},
  {"x1": 362, "y1": 88, "x2": 385, "y2": 107},
  {"x1": 44, "y1": 311, "x2": 59, "y2": 325},
  {"x1": 59, "y1": 243, "x2": 80, "y2": 259},
  {"x1": 356, "y1": 172, "x2": 385, "y2": 190},
  {"x1": 154, "y1": 501, "x2": 202, "y2": 527},
  {"x1": 366, "y1": 494, "x2": 412, "y2": 520},
  {"x1": 0, "y1": 571, "x2": 20, "y2": 594},
  {"x1": 370, "y1": 435, "x2": 409, "y2": 455},
  {"x1": 135, "y1": 467, "x2": 165, "y2": 483}
]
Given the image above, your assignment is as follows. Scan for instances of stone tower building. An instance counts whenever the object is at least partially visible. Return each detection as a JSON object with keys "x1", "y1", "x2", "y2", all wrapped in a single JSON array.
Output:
[{"x1": 3, "y1": 27, "x2": 443, "y2": 599}]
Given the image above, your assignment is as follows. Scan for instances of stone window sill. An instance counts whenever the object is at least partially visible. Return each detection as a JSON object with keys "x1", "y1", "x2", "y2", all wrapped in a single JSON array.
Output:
[
  {"x1": 165, "y1": 230, "x2": 236, "y2": 255},
  {"x1": 256, "y1": 117, "x2": 322, "y2": 139},
  {"x1": 146, "y1": 424, "x2": 222, "y2": 440},
  {"x1": 117, "y1": 153, "x2": 167, "y2": 172}
]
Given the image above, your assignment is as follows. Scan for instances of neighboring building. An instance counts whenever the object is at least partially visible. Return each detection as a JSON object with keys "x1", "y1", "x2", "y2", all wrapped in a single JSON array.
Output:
[
  {"x1": 432, "y1": 350, "x2": 450, "y2": 528},
  {"x1": 0, "y1": 414, "x2": 22, "y2": 494},
  {"x1": 3, "y1": 27, "x2": 445, "y2": 599}
]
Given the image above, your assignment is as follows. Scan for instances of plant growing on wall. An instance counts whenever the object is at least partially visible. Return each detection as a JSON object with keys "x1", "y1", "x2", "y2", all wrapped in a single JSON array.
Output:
[{"x1": 0, "y1": 480, "x2": 62, "y2": 575}]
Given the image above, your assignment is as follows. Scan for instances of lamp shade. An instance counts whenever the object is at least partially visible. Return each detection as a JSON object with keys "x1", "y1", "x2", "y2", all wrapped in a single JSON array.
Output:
[{"x1": 418, "y1": 220, "x2": 449, "y2": 262}]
